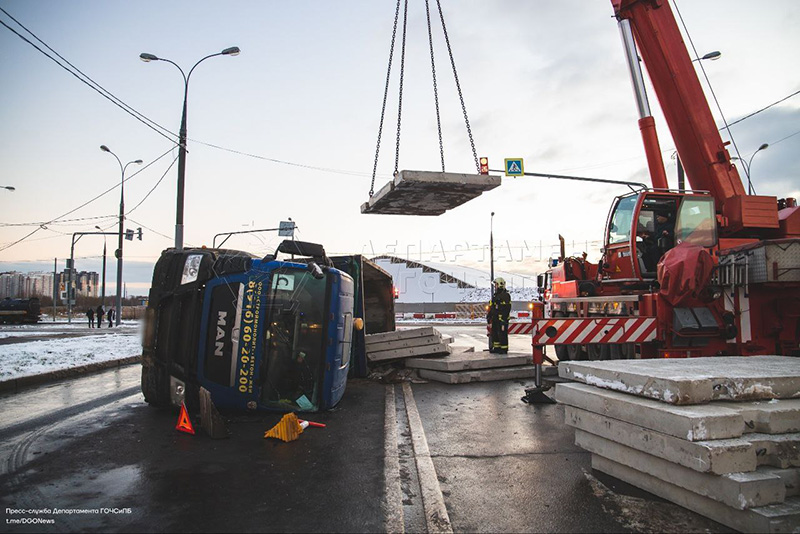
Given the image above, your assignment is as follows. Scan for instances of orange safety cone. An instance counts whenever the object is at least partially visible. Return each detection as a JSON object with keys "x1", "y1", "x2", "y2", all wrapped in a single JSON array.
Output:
[{"x1": 175, "y1": 402, "x2": 196, "y2": 435}]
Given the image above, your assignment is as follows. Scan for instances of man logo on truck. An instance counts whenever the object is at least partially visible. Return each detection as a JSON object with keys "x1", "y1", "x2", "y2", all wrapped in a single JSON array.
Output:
[{"x1": 215, "y1": 311, "x2": 228, "y2": 357}]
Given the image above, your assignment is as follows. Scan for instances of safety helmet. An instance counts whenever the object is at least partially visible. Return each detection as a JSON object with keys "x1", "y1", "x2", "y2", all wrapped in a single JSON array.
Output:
[{"x1": 494, "y1": 277, "x2": 506, "y2": 289}]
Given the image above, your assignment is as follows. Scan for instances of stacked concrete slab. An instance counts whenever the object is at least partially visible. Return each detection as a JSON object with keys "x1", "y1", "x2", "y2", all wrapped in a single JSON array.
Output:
[
  {"x1": 366, "y1": 327, "x2": 454, "y2": 363},
  {"x1": 556, "y1": 356, "x2": 800, "y2": 533},
  {"x1": 405, "y1": 349, "x2": 558, "y2": 384}
]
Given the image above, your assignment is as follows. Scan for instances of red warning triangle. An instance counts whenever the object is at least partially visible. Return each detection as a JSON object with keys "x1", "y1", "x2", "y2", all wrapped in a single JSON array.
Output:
[{"x1": 175, "y1": 402, "x2": 195, "y2": 435}]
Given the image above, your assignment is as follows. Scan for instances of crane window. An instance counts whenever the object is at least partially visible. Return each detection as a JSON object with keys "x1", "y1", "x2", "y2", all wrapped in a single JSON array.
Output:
[
  {"x1": 608, "y1": 195, "x2": 637, "y2": 244},
  {"x1": 675, "y1": 197, "x2": 717, "y2": 247}
]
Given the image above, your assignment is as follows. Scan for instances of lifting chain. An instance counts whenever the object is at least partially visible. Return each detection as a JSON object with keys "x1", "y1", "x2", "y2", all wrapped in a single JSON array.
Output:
[
  {"x1": 394, "y1": 0, "x2": 409, "y2": 179},
  {"x1": 370, "y1": 0, "x2": 403, "y2": 198},
  {"x1": 435, "y1": 0, "x2": 479, "y2": 173},
  {"x1": 370, "y1": 0, "x2": 480, "y2": 198},
  {"x1": 425, "y1": 0, "x2": 445, "y2": 172}
]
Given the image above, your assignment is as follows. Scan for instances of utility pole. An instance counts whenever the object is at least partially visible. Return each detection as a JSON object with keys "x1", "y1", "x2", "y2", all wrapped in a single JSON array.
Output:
[{"x1": 53, "y1": 258, "x2": 57, "y2": 322}]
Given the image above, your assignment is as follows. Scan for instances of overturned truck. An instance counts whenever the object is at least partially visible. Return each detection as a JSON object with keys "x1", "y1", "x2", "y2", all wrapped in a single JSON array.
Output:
[{"x1": 141, "y1": 240, "x2": 394, "y2": 413}]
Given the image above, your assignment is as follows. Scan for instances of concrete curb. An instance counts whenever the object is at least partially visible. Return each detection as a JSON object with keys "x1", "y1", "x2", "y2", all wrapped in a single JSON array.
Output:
[{"x1": 0, "y1": 355, "x2": 142, "y2": 394}]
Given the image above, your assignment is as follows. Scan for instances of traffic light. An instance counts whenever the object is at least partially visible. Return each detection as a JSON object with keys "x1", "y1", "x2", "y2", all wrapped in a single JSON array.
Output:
[
  {"x1": 393, "y1": 286, "x2": 400, "y2": 299},
  {"x1": 125, "y1": 229, "x2": 134, "y2": 241},
  {"x1": 479, "y1": 157, "x2": 489, "y2": 175},
  {"x1": 137, "y1": 227, "x2": 143, "y2": 240}
]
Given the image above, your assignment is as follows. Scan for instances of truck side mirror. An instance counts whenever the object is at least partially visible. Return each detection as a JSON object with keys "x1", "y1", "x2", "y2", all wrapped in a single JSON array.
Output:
[
  {"x1": 536, "y1": 274, "x2": 545, "y2": 292},
  {"x1": 307, "y1": 262, "x2": 324, "y2": 280}
]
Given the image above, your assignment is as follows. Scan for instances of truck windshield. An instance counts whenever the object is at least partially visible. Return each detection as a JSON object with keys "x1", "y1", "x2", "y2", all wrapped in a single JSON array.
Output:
[
  {"x1": 675, "y1": 197, "x2": 717, "y2": 247},
  {"x1": 608, "y1": 195, "x2": 638, "y2": 244},
  {"x1": 260, "y1": 268, "x2": 328, "y2": 411}
]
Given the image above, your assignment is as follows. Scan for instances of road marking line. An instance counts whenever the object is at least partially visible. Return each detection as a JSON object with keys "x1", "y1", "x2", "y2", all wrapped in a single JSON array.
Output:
[
  {"x1": 402, "y1": 383, "x2": 453, "y2": 534},
  {"x1": 383, "y1": 385, "x2": 404, "y2": 534}
]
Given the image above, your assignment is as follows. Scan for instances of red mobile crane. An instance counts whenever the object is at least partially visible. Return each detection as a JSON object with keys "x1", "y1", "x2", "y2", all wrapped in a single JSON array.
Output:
[{"x1": 535, "y1": 0, "x2": 800, "y2": 361}]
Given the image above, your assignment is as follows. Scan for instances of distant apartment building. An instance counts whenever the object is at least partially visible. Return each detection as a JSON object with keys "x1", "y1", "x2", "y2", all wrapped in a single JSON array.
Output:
[{"x1": 0, "y1": 270, "x2": 99, "y2": 299}]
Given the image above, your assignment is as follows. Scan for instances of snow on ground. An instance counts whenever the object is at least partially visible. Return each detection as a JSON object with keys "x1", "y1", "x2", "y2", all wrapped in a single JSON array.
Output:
[
  {"x1": 0, "y1": 332, "x2": 142, "y2": 381},
  {"x1": 459, "y1": 287, "x2": 539, "y2": 303}
]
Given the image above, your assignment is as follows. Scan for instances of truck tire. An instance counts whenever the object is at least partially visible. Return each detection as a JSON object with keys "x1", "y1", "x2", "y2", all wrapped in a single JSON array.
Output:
[
  {"x1": 566, "y1": 313, "x2": 588, "y2": 360},
  {"x1": 609, "y1": 343, "x2": 635, "y2": 359},
  {"x1": 141, "y1": 362, "x2": 170, "y2": 407}
]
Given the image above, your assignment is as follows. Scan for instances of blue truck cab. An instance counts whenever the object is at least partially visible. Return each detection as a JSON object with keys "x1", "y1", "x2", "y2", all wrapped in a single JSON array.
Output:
[{"x1": 141, "y1": 240, "x2": 394, "y2": 413}]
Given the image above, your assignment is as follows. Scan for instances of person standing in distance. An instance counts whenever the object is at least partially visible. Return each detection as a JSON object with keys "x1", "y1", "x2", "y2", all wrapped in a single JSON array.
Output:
[{"x1": 95, "y1": 304, "x2": 104, "y2": 329}]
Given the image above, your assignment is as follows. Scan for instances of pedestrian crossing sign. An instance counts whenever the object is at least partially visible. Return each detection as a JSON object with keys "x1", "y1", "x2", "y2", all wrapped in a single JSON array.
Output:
[{"x1": 504, "y1": 158, "x2": 524, "y2": 177}]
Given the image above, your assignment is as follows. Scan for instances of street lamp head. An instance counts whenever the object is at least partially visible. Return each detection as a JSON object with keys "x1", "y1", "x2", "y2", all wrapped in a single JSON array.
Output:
[
  {"x1": 2, "y1": 186, "x2": 15, "y2": 191},
  {"x1": 95, "y1": 225, "x2": 102, "y2": 231},
  {"x1": 140, "y1": 52, "x2": 159, "y2": 62},
  {"x1": 221, "y1": 46, "x2": 240, "y2": 56},
  {"x1": 134, "y1": 159, "x2": 143, "y2": 165},
  {"x1": 702, "y1": 51, "x2": 722, "y2": 61},
  {"x1": 758, "y1": 143, "x2": 769, "y2": 151},
  {"x1": 100, "y1": 145, "x2": 111, "y2": 153}
]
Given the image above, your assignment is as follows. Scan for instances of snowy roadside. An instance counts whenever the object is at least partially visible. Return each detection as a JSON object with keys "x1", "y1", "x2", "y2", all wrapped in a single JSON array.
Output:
[{"x1": 0, "y1": 332, "x2": 142, "y2": 381}]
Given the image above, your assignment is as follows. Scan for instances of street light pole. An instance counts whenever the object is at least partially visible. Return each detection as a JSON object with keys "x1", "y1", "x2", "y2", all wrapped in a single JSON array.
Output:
[
  {"x1": 101, "y1": 145, "x2": 142, "y2": 326},
  {"x1": 67, "y1": 230, "x2": 121, "y2": 324},
  {"x1": 490, "y1": 212, "x2": 495, "y2": 285},
  {"x1": 139, "y1": 46, "x2": 240, "y2": 251},
  {"x1": 95, "y1": 225, "x2": 107, "y2": 306},
  {"x1": 747, "y1": 143, "x2": 769, "y2": 195}
]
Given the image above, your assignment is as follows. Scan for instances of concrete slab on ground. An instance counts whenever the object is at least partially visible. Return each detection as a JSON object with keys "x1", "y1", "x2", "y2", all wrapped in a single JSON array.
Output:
[
  {"x1": 556, "y1": 382, "x2": 746, "y2": 442},
  {"x1": 565, "y1": 405, "x2": 800, "y2": 473},
  {"x1": 747, "y1": 433, "x2": 800, "y2": 469},
  {"x1": 575, "y1": 429, "x2": 786, "y2": 509},
  {"x1": 592, "y1": 455, "x2": 800, "y2": 534},
  {"x1": 405, "y1": 351, "x2": 529, "y2": 372},
  {"x1": 361, "y1": 170, "x2": 501, "y2": 216},
  {"x1": 418, "y1": 364, "x2": 557, "y2": 384},
  {"x1": 368, "y1": 343, "x2": 452, "y2": 363},
  {"x1": 564, "y1": 405, "x2": 756, "y2": 475},
  {"x1": 367, "y1": 334, "x2": 452, "y2": 353},
  {"x1": 761, "y1": 467, "x2": 800, "y2": 497},
  {"x1": 559, "y1": 356, "x2": 800, "y2": 405},
  {"x1": 714, "y1": 399, "x2": 800, "y2": 435},
  {"x1": 366, "y1": 327, "x2": 438, "y2": 345}
]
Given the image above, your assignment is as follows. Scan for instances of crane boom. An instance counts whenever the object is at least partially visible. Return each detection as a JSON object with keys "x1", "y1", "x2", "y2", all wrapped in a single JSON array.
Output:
[{"x1": 612, "y1": 0, "x2": 781, "y2": 236}]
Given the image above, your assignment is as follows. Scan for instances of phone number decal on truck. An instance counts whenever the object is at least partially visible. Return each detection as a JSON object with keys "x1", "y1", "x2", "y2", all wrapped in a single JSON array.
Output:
[{"x1": 238, "y1": 279, "x2": 263, "y2": 394}]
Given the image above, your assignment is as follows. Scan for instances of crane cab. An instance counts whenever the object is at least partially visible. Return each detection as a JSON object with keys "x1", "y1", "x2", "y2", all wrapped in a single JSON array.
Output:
[{"x1": 602, "y1": 191, "x2": 717, "y2": 286}]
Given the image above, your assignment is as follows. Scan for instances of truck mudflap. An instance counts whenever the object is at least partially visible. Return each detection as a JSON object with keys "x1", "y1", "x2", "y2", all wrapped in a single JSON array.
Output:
[{"x1": 532, "y1": 317, "x2": 657, "y2": 345}]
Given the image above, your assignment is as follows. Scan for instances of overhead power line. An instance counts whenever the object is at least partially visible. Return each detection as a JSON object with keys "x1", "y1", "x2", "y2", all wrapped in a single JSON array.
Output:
[
  {"x1": 724, "y1": 89, "x2": 800, "y2": 129},
  {"x1": 0, "y1": 7, "x2": 179, "y2": 146},
  {"x1": 0, "y1": 148, "x2": 174, "y2": 252}
]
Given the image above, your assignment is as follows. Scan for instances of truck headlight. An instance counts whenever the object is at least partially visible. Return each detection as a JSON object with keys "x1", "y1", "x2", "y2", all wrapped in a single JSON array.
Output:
[{"x1": 181, "y1": 254, "x2": 203, "y2": 285}]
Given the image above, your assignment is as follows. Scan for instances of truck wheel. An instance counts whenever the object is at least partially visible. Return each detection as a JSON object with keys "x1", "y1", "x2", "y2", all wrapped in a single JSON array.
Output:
[
  {"x1": 555, "y1": 345, "x2": 571, "y2": 362},
  {"x1": 566, "y1": 313, "x2": 588, "y2": 360},
  {"x1": 587, "y1": 344, "x2": 609, "y2": 360},
  {"x1": 141, "y1": 362, "x2": 170, "y2": 407},
  {"x1": 567, "y1": 344, "x2": 587, "y2": 361}
]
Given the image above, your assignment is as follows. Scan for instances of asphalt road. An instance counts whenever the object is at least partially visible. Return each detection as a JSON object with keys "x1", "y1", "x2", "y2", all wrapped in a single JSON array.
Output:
[{"x1": 0, "y1": 325, "x2": 732, "y2": 533}]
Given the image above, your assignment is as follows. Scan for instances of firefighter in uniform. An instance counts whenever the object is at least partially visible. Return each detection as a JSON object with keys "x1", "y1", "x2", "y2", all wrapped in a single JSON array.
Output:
[{"x1": 488, "y1": 278, "x2": 511, "y2": 354}]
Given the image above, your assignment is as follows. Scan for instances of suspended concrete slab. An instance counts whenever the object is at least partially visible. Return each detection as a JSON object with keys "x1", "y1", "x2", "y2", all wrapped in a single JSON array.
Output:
[{"x1": 361, "y1": 170, "x2": 501, "y2": 216}]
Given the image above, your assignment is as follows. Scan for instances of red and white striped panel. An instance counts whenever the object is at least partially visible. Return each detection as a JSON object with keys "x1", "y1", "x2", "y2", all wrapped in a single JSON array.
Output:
[
  {"x1": 508, "y1": 322, "x2": 533, "y2": 335},
  {"x1": 532, "y1": 317, "x2": 656, "y2": 345}
]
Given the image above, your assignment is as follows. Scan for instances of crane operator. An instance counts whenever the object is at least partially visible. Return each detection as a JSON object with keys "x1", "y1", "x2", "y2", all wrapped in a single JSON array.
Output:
[{"x1": 488, "y1": 277, "x2": 511, "y2": 354}]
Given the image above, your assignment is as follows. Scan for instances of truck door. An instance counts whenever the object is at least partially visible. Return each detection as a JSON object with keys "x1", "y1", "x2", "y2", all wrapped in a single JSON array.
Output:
[{"x1": 604, "y1": 194, "x2": 639, "y2": 281}]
